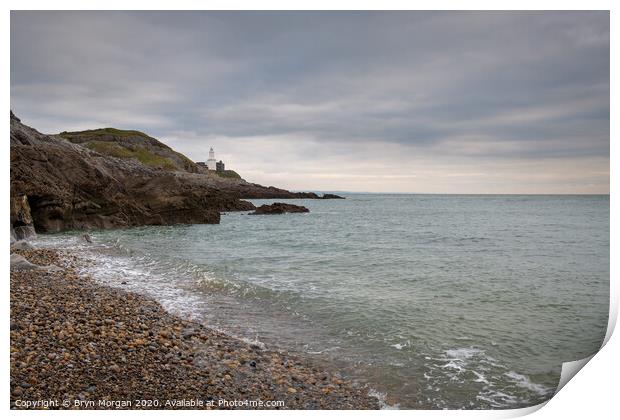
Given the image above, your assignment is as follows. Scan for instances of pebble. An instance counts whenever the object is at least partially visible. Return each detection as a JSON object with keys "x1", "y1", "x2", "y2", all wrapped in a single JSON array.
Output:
[{"x1": 10, "y1": 248, "x2": 381, "y2": 410}]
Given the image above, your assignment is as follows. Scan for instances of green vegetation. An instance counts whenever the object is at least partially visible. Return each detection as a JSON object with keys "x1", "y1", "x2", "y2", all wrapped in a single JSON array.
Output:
[
  {"x1": 58, "y1": 127, "x2": 199, "y2": 172},
  {"x1": 215, "y1": 170, "x2": 242, "y2": 179},
  {"x1": 84, "y1": 141, "x2": 176, "y2": 170},
  {"x1": 59, "y1": 127, "x2": 153, "y2": 140}
]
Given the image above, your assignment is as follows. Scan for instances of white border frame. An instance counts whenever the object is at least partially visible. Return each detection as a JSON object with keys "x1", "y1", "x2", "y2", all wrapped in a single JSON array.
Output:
[{"x1": 3, "y1": 2, "x2": 616, "y2": 419}]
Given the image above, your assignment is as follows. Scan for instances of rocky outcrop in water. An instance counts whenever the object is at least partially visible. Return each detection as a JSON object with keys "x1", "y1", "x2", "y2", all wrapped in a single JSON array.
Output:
[{"x1": 250, "y1": 203, "x2": 310, "y2": 215}]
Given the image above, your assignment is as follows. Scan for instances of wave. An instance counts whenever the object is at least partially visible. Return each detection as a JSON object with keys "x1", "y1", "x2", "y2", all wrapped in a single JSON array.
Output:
[{"x1": 424, "y1": 346, "x2": 554, "y2": 408}]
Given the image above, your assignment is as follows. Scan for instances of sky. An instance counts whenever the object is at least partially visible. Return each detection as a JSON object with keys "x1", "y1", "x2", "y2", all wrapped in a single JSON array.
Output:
[{"x1": 10, "y1": 11, "x2": 610, "y2": 194}]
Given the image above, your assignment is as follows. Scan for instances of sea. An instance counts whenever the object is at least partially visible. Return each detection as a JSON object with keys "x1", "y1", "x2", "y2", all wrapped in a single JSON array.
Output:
[{"x1": 32, "y1": 194, "x2": 610, "y2": 409}]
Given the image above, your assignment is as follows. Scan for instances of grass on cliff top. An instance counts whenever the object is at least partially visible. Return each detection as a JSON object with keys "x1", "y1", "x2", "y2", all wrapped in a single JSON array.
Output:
[
  {"x1": 61, "y1": 128, "x2": 198, "y2": 171},
  {"x1": 59, "y1": 127, "x2": 153, "y2": 140},
  {"x1": 85, "y1": 141, "x2": 176, "y2": 170},
  {"x1": 215, "y1": 170, "x2": 242, "y2": 179}
]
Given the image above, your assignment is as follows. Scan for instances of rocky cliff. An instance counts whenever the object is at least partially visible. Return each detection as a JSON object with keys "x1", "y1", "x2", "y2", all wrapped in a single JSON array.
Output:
[
  {"x1": 10, "y1": 112, "x2": 344, "y2": 236},
  {"x1": 10, "y1": 112, "x2": 254, "y2": 235}
]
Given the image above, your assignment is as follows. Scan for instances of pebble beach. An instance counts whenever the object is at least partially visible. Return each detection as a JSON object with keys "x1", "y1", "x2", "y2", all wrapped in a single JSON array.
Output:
[{"x1": 10, "y1": 248, "x2": 380, "y2": 410}]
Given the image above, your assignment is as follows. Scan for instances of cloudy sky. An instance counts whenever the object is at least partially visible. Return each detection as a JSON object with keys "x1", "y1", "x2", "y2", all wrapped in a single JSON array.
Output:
[{"x1": 11, "y1": 11, "x2": 609, "y2": 193}]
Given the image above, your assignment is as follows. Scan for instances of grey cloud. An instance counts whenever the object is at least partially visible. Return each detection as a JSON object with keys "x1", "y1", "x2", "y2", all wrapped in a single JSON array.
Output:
[{"x1": 10, "y1": 11, "x2": 609, "y2": 193}]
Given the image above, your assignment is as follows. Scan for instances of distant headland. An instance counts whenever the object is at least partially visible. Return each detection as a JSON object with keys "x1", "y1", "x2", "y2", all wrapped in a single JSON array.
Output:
[{"x1": 10, "y1": 111, "x2": 343, "y2": 238}]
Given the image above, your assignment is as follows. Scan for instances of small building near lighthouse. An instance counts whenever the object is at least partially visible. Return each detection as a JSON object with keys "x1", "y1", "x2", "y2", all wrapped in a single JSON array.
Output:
[{"x1": 206, "y1": 147, "x2": 217, "y2": 170}]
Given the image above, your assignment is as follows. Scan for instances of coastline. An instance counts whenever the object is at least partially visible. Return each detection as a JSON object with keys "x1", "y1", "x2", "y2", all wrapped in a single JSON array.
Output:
[{"x1": 10, "y1": 247, "x2": 380, "y2": 410}]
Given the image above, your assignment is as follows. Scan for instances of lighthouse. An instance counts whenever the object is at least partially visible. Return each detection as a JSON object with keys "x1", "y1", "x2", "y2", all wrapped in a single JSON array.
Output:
[{"x1": 207, "y1": 147, "x2": 217, "y2": 170}]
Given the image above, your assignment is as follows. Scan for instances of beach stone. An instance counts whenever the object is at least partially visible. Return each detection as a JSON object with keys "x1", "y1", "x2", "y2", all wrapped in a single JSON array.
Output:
[{"x1": 10, "y1": 248, "x2": 381, "y2": 410}]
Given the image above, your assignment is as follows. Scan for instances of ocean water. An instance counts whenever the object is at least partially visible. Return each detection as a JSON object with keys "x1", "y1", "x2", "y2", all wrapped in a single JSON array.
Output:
[{"x1": 33, "y1": 194, "x2": 609, "y2": 409}]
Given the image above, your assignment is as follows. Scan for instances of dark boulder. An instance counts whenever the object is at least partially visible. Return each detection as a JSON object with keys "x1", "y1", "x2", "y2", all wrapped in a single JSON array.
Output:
[
  {"x1": 250, "y1": 203, "x2": 310, "y2": 215},
  {"x1": 10, "y1": 194, "x2": 36, "y2": 239}
]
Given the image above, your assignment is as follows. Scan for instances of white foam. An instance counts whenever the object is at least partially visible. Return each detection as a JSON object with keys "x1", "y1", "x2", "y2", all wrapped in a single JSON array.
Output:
[
  {"x1": 236, "y1": 334, "x2": 267, "y2": 350},
  {"x1": 476, "y1": 390, "x2": 519, "y2": 407},
  {"x1": 390, "y1": 342, "x2": 409, "y2": 350},
  {"x1": 441, "y1": 361, "x2": 464, "y2": 371},
  {"x1": 445, "y1": 347, "x2": 483, "y2": 360},
  {"x1": 504, "y1": 371, "x2": 552, "y2": 396},
  {"x1": 368, "y1": 389, "x2": 400, "y2": 410},
  {"x1": 472, "y1": 370, "x2": 489, "y2": 384}
]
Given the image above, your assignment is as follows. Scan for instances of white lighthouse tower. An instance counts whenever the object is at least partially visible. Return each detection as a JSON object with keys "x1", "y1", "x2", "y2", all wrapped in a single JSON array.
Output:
[{"x1": 207, "y1": 147, "x2": 217, "y2": 170}]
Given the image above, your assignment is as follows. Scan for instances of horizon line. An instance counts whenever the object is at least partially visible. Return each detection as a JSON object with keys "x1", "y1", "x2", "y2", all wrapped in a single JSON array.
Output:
[{"x1": 289, "y1": 191, "x2": 610, "y2": 196}]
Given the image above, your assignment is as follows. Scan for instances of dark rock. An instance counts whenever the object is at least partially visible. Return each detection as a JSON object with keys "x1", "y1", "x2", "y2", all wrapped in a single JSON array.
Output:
[
  {"x1": 250, "y1": 203, "x2": 310, "y2": 215},
  {"x1": 11, "y1": 195, "x2": 33, "y2": 226},
  {"x1": 10, "y1": 194, "x2": 38, "y2": 239},
  {"x1": 321, "y1": 193, "x2": 345, "y2": 199}
]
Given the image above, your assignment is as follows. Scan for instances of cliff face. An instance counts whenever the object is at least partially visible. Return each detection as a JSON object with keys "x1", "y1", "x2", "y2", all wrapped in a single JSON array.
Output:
[{"x1": 10, "y1": 113, "x2": 254, "y2": 235}]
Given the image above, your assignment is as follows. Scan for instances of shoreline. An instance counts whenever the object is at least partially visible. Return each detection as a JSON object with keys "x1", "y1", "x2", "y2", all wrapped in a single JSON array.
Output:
[{"x1": 10, "y1": 248, "x2": 380, "y2": 410}]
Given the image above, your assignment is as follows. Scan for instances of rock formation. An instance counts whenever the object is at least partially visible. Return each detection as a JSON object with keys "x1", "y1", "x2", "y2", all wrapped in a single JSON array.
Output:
[
  {"x1": 10, "y1": 112, "x2": 342, "y2": 235},
  {"x1": 10, "y1": 112, "x2": 253, "y2": 234},
  {"x1": 250, "y1": 203, "x2": 310, "y2": 215}
]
